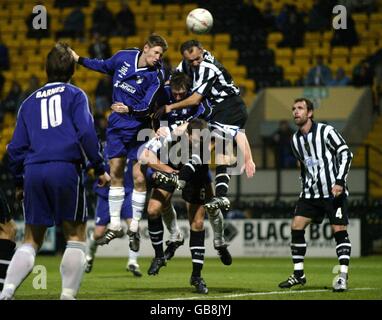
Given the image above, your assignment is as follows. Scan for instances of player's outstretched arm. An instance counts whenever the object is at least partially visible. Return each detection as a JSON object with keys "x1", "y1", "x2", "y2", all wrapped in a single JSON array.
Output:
[
  {"x1": 70, "y1": 46, "x2": 120, "y2": 75},
  {"x1": 139, "y1": 147, "x2": 178, "y2": 174},
  {"x1": 166, "y1": 92, "x2": 203, "y2": 112},
  {"x1": 235, "y1": 131, "x2": 256, "y2": 178}
]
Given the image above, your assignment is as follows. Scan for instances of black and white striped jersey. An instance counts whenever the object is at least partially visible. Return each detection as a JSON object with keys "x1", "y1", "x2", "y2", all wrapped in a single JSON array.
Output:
[
  {"x1": 291, "y1": 122, "x2": 353, "y2": 199},
  {"x1": 176, "y1": 50, "x2": 240, "y2": 104}
]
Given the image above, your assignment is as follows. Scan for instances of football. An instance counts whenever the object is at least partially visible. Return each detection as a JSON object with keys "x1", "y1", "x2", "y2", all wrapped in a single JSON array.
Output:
[{"x1": 186, "y1": 8, "x2": 213, "y2": 34}]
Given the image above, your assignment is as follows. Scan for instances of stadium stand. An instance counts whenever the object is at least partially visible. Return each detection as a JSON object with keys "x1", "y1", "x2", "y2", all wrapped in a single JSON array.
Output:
[{"x1": 0, "y1": 0, "x2": 381, "y2": 211}]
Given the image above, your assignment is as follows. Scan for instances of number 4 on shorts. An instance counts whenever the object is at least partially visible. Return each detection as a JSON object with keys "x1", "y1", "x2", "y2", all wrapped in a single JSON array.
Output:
[{"x1": 335, "y1": 207, "x2": 342, "y2": 219}]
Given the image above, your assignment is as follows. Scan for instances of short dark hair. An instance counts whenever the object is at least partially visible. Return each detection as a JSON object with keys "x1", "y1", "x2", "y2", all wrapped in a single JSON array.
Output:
[
  {"x1": 187, "y1": 118, "x2": 208, "y2": 136},
  {"x1": 294, "y1": 97, "x2": 314, "y2": 118},
  {"x1": 294, "y1": 98, "x2": 314, "y2": 111},
  {"x1": 180, "y1": 40, "x2": 202, "y2": 55},
  {"x1": 170, "y1": 71, "x2": 192, "y2": 91},
  {"x1": 46, "y1": 42, "x2": 75, "y2": 83},
  {"x1": 144, "y1": 34, "x2": 168, "y2": 52}
]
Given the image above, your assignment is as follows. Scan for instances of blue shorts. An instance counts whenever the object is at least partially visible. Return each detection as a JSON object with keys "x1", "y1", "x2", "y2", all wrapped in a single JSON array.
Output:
[
  {"x1": 95, "y1": 191, "x2": 133, "y2": 226},
  {"x1": 106, "y1": 128, "x2": 146, "y2": 160},
  {"x1": 23, "y1": 162, "x2": 87, "y2": 227}
]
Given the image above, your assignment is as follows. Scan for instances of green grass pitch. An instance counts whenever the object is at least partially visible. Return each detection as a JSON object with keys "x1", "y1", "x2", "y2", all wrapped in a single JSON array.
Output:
[{"x1": 15, "y1": 256, "x2": 382, "y2": 300}]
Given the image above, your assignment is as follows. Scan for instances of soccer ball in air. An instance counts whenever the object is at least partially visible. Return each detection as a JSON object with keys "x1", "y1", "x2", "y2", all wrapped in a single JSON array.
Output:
[{"x1": 186, "y1": 8, "x2": 213, "y2": 34}]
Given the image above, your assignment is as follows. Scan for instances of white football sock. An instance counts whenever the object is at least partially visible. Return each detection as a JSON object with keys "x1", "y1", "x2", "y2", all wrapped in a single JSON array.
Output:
[
  {"x1": 128, "y1": 249, "x2": 139, "y2": 266},
  {"x1": 108, "y1": 187, "x2": 125, "y2": 230},
  {"x1": 162, "y1": 204, "x2": 181, "y2": 242},
  {"x1": 0, "y1": 244, "x2": 36, "y2": 300},
  {"x1": 208, "y1": 209, "x2": 225, "y2": 247},
  {"x1": 86, "y1": 232, "x2": 97, "y2": 260},
  {"x1": 294, "y1": 262, "x2": 304, "y2": 271},
  {"x1": 60, "y1": 241, "x2": 86, "y2": 300},
  {"x1": 340, "y1": 265, "x2": 349, "y2": 274},
  {"x1": 130, "y1": 190, "x2": 146, "y2": 233}
]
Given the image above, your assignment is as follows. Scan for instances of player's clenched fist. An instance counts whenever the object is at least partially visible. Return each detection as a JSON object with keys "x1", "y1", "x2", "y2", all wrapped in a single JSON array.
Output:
[
  {"x1": 111, "y1": 102, "x2": 130, "y2": 113},
  {"x1": 98, "y1": 172, "x2": 111, "y2": 187}
]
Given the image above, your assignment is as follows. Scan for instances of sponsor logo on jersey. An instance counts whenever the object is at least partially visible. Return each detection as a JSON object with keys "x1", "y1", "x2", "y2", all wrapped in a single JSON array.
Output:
[
  {"x1": 304, "y1": 157, "x2": 319, "y2": 168},
  {"x1": 114, "y1": 80, "x2": 136, "y2": 94}
]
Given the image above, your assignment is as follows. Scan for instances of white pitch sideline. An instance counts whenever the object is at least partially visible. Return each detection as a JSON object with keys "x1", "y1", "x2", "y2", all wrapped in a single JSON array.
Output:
[{"x1": 168, "y1": 287, "x2": 377, "y2": 300}]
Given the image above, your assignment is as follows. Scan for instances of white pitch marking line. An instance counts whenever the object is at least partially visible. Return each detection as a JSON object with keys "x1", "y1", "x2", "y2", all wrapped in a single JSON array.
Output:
[{"x1": 168, "y1": 287, "x2": 378, "y2": 300}]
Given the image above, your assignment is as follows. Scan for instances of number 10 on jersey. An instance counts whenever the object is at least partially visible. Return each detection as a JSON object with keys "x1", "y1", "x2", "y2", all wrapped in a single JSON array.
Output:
[{"x1": 41, "y1": 94, "x2": 62, "y2": 129}]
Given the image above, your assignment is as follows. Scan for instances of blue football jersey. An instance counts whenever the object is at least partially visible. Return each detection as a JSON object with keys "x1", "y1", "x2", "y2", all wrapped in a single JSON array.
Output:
[
  {"x1": 79, "y1": 49, "x2": 164, "y2": 129},
  {"x1": 7, "y1": 82, "x2": 105, "y2": 182},
  {"x1": 156, "y1": 85, "x2": 212, "y2": 127}
]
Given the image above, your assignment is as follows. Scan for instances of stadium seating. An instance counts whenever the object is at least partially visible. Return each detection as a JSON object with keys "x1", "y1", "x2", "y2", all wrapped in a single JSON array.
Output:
[
  {"x1": 0, "y1": 0, "x2": 258, "y2": 102},
  {"x1": 0, "y1": 0, "x2": 249, "y2": 164},
  {"x1": 352, "y1": 116, "x2": 382, "y2": 198},
  {"x1": 304, "y1": 32, "x2": 321, "y2": 48},
  {"x1": 0, "y1": 0, "x2": 381, "y2": 202}
]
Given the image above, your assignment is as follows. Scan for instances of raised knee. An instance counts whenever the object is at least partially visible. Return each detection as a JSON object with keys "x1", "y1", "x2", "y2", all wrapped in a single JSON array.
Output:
[
  {"x1": 192, "y1": 219, "x2": 204, "y2": 231},
  {"x1": 291, "y1": 221, "x2": 299, "y2": 230},
  {"x1": 147, "y1": 204, "x2": 161, "y2": 219},
  {"x1": 291, "y1": 217, "x2": 308, "y2": 230},
  {"x1": 109, "y1": 163, "x2": 125, "y2": 183},
  {"x1": 134, "y1": 176, "x2": 146, "y2": 189},
  {"x1": 0, "y1": 220, "x2": 17, "y2": 241},
  {"x1": 93, "y1": 230, "x2": 105, "y2": 241}
]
